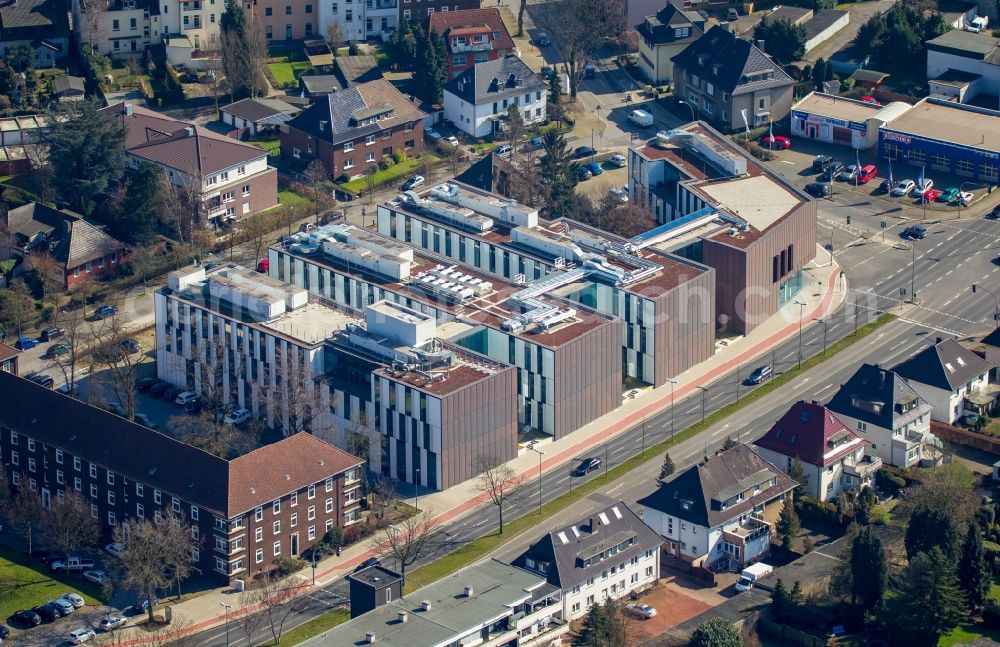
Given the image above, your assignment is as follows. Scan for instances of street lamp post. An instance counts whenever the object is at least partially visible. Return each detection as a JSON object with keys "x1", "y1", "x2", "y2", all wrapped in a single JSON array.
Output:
[
  {"x1": 666, "y1": 378, "x2": 677, "y2": 441},
  {"x1": 604, "y1": 442, "x2": 609, "y2": 479},
  {"x1": 311, "y1": 548, "x2": 317, "y2": 585},
  {"x1": 819, "y1": 319, "x2": 828, "y2": 356},
  {"x1": 414, "y1": 467, "x2": 420, "y2": 512},
  {"x1": 958, "y1": 182, "x2": 982, "y2": 219},
  {"x1": 736, "y1": 365, "x2": 741, "y2": 403},
  {"x1": 696, "y1": 385, "x2": 708, "y2": 423},
  {"x1": 677, "y1": 100, "x2": 696, "y2": 123},
  {"x1": 528, "y1": 445, "x2": 543, "y2": 515},
  {"x1": 793, "y1": 300, "x2": 806, "y2": 368},
  {"x1": 220, "y1": 603, "x2": 232, "y2": 647},
  {"x1": 972, "y1": 283, "x2": 1000, "y2": 327},
  {"x1": 910, "y1": 239, "x2": 917, "y2": 303}
]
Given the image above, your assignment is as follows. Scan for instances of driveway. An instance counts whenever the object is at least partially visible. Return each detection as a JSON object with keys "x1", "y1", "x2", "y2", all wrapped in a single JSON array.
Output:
[
  {"x1": 803, "y1": 0, "x2": 896, "y2": 63},
  {"x1": 627, "y1": 580, "x2": 712, "y2": 645}
]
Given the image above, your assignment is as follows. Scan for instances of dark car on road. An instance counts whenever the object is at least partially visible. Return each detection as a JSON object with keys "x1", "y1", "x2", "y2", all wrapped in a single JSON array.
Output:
[
  {"x1": 574, "y1": 145, "x2": 597, "y2": 158},
  {"x1": 33, "y1": 603, "x2": 63, "y2": 622},
  {"x1": 573, "y1": 457, "x2": 602, "y2": 476},
  {"x1": 40, "y1": 327, "x2": 64, "y2": 342},
  {"x1": 149, "y1": 382, "x2": 172, "y2": 398},
  {"x1": 354, "y1": 557, "x2": 381, "y2": 572},
  {"x1": 987, "y1": 205, "x2": 1000, "y2": 220},
  {"x1": 28, "y1": 373, "x2": 55, "y2": 388},
  {"x1": 120, "y1": 338, "x2": 141, "y2": 354},
  {"x1": 746, "y1": 365, "x2": 773, "y2": 385},
  {"x1": 12, "y1": 610, "x2": 41, "y2": 627},
  {"x1": 94, "y1": 305, "x2": 118, "y2": 320},
  {"x1": 821, "y1": 162, "x2": 845, "y2": 182},
  {"x1": 903, "y1": 225, "x2": 927, "y2": 239},
  {"x1": 811, "y1": 155, "x2": 834, "y2": 173},
  {"x1": 136, "y1": 377, "x2": 161, "y2": 392},
  {"x1": 805, "y1": 182, "x2": 831, "y2": 197}
]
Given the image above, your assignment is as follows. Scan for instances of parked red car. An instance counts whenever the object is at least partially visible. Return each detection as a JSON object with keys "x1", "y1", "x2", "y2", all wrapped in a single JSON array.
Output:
[
  {"x1": 861, "y1": 95, "x2": 881, "y2": 105},
  {"x1": 856, "y1": 164, "x2": 878, "y2": 184},
  {"x1": 759, "y1": 135, "x2": 791, "y2": 150}
]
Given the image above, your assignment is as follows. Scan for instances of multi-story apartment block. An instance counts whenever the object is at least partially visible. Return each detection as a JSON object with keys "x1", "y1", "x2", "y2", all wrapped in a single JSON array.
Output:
[
  {"x1": 638, "y1": 444, "x2": 796, "y2": 570},
  {"x1": 317, "y1": 0, "x2": 397, "y2": 43},
  {"x1": 104, "y1": 102, "x2": 278, "y2": 226},
  {"x1": 280, "y1": 78, "x2": 425, "y2": 180},
  {"x1": 400, "y1": 0, "x2": 477, "y2": 26},
  {"x1": 515, "y1": 502, "x2": 661, "y2": 621},
  {"x1": 827, "y1": 363, "x2": 938, "y2": 468},
  {"x1": 443, "y1": 56, "x2": 547, "y2": 138},
  {"x1": 428, "y1": 8, "x2": 515, "y2": 79},
  {"x1": 0, "y1": 371, "x2": 364, "y2": 582},
  {"x1": 753, "y1": 400, "x2": 882, "y2": 502},
  {"x1": 155, "y1": 262, "x2": 518, "y2": 491},
  {"x1": 375, "y1": 182, "x2": 717, "y2": 390},
  {"x1": 671, "y1": 25, "x2": 795, "y2": 132},
  {"x1": 269, "y1": 216, "x2": 622, "y2": 443},
  {"x1": 628, "y1": 122, "x2": 816, "y2": 334}
]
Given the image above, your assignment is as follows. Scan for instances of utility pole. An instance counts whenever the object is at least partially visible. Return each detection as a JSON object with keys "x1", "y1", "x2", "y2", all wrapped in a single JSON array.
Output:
[
  {"x1": 793, "y1": 300, "x2": 806, "y2": 368},
  {"x1": 697, "y1": 386, "x2": 708, "y2": 423},
  {"x1": 666, "y1": 378, "x2": 677, "y2": 441},
  {"x1": 972, "y1": 283, "x2": 1000, "y2": 328},
  {"x1": 528, "y1": 445, "x2": 543, "y2": 515},
  {"x1": 910, "y1": 240, "x2": 917, "y2": 303},
  {"x1": 220, "y1": 603, "x2": 232, "y2": 647}
]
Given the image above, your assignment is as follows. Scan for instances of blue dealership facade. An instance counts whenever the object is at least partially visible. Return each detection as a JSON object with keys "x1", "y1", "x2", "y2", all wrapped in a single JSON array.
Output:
[{"x1": 876, "y1": 98, "x2": 1000, "y2": 185}]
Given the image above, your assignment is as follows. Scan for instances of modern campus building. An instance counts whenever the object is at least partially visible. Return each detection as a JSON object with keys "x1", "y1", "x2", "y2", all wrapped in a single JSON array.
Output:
[
  {"x1": 155, "y1": 263, "x2": 516, "y2": 491},
  {"x1": 628, "y1": 122, "x2": 817, "y2": 334},
  {"x1": 0, "y1": 371, "x2": 364, "y2": 582}
]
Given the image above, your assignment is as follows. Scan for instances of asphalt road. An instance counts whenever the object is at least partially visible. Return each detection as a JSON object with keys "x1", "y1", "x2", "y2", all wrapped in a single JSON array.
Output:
[{"x1": 177, "y1": 186, "x2": 1000, "y2": 647}]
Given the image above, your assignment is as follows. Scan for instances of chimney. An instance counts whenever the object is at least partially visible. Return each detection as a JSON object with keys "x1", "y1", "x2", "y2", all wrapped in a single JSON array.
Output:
[
  {"x1": 397, "y1": 611, "x2": 408, "y2": 623},
  {"x1": 421, "y1": 600, "x2": 432, "y2": 611},
  {"x1": 464, "y1": 586, "x2": 474, "y2": 597},
  {"x1": 319, "y1": 120, "x2": 328, "y2": 131},
  {"x1": 936, "y1": 337, "x2": 943, "y2": 344},
  {"x1": 756, "y1": 39, "x2": 765, "y2": 53},
  {"x1": 124, "y1": 103, "x2": 133, "y2": 116},
  {"x1": 184, "y1": 126, "x2": 194, "y2": 137},
  {"x1": 365, "y1": 632, "x2": 376, "y2": 643}
]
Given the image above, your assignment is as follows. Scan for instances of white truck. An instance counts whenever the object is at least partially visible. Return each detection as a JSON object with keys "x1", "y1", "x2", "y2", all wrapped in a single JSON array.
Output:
[
  {"x1": 734, "y1": 562, "x2": 773, "y2": 592},
  {"x1": 967, "y1": 15, "x2": 989, "y2": 32},
  {"x1": 628, "y1": 109, "x2": 655, "y2": 128}
]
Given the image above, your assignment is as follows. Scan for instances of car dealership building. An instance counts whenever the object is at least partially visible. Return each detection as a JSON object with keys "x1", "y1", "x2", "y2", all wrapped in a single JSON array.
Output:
[{"x1": 876, "y1": 98, "x2": 1000, "y2": 183}]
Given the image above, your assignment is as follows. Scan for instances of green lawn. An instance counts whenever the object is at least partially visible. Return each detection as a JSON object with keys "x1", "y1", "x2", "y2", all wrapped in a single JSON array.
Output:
[
  {"x1": 251, "y1": 139, "x2": 281, "y2": 157},
  {"x1": 268, "y1": 61, "x2": 311, "y2": 86},
  {"x1": 0, "y1": 546, "x2": 104, "y2": 614},
  {"x1": 278, "y1": 188, "x2": 311, "y2": 207},
  {"x1": 341, "y1": 156, "x2": 438, "y2": 194},
  {"x1": 266, "y1": 608, "x2": 350, "y2": 646},
  {"x1": 938, "y1": 578, "x2": 1000, "y2": 645}
]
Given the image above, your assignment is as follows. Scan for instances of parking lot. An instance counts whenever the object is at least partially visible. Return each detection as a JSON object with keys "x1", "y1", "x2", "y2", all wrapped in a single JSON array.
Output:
[{"x1": 761, "y1": 137, "x2": 1000, "y2": 219}]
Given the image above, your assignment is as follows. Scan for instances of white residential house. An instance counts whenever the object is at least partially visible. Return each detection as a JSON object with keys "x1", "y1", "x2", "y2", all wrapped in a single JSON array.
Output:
[
  {"x1": 515, "y1": 502, "x2": 661, "y2": 621},
  {"x1": 826, "y1": 363, "x2": 938, "y2": 468},
  {"x1": 894, "y1": 337, "x2": 996, "y2": 424},
  {"x1": 443, "y1": 56, "x2": 547, "y2": 138},
  {"x1": 926, "y1": 30, "x2": 1000, "y2": 103},
  {"x1": 637, "y1": 444, "x2": 796, "y2": 571},
  {"x1": 753, "y1": 400, "x2": 882, "y2": 502}
]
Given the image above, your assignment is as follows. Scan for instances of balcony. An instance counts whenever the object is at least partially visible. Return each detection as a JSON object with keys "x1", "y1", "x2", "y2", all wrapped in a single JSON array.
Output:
[
  {"x1": 452, "y1": 40, "x2": 491, "y2": 53},
  {"x1": 365, "y1": 0, "x2": 396, "y2": 9},
  {"x1": 845, "y1": 450, "x2": 882, "y2": 479},
  {"x1": 181, "y1": 1, "x2": 201, "y2": 9},
  {"x1": 722, "y1": 516, "x2": 771, "y2": 546}
]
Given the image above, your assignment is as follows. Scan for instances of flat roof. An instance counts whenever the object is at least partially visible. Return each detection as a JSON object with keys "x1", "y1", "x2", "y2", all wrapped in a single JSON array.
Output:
[
  {"x1": 262, "y1": 302, "x2": 357, "y2": 345},
  {"x1": 883, "y1": 98, "x2": 1000, "y2": 152},
  {"x1": 792, "y1": 93, "x2": 883, "y2": 123},
  {"x1": 698, "y1": 175, "x2": 802, "y2": 234},
  {"x1": 927, "y1": 29, "x2": 1000, "y2": 56}
]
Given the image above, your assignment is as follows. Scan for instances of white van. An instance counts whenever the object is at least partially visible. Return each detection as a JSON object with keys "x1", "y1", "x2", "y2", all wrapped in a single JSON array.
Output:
[
  {"x1": 734, "y1": 562, "x2": 772, "y2": 592},
  {"x1": 628, "y1": 110, "x2": 654, "y2": 127},
  {"x1": 967, "y1": 16, "x2": 989, "y2": 32}
]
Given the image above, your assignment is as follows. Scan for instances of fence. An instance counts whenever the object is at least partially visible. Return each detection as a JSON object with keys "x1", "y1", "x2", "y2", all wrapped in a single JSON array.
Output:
[
  {"x1": 931, "y1": 420, "x2": 1000, "y2": 455},
  {"x1": 758, "y1": 615, "x2": 830, "y2": 647}
]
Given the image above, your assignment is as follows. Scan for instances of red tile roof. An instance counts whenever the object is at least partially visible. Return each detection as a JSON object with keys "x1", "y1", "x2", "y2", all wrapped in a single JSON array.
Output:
[
  {"x1": 227, "y1": 432, "x2": 364, "y2": 513},
  {"x1": 755, "y1": 400, "x2": 867, "y2": 468},
  {"x1": 428, "y1": 8, "x2": 515, "y2": 53}
]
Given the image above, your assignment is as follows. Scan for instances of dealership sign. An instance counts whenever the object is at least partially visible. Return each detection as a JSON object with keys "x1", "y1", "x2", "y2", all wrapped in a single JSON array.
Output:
[
  {"x1": 792, "y1": 111, "x2": 868, "y2": 132},
  {"x1": 882, "y1": 131, "x2": 913, "y2": 145}
]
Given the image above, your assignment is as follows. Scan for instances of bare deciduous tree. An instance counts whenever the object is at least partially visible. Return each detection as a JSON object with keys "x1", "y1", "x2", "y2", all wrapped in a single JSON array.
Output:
[
  {"x1": 369, "y1": 511, "x2": 437, "y2": 588},
  {"x1": 236, "y1": 602, "x2": 266, "y2": 647},
  {"x1": 535, "y1": 0, "x2": 627, "y2": 98},
  {"x1": 326, "y1": 21, "x2": 344, "y2": 48},
  {"x1": 41, "y1": 490, "x2": 100, "y2": 572},
  {"x1": 364, "y1": 164, "x2": 379, "y2": 201},
  {"x1": 473, "y1": 454, "x2": 523, "y2": 534},
  {"x1": 88, "y1": 312, "x2": 143, "y2": 421},
  {"x1": 25, "y1": 250, "x2": 65, "y2": 299},
  {"x1": 303, "y1": 159, "x2": 336, "y2": 224},
  {"x1": 129, "y1": 244, "x2": 160, "y2": 294},
  {"x1": 246, "y1": 573, "x2": 302, "y2": 645},
  {"x1": 250, "y1": 347, "x2": 319, "y2": 435},
  {"x1": 9, "y1": 482, "x2": 45, "y2": 554},
  {"x1": 237, "y1": 215, "x2": 273, "y2": 267},
  {"x1": 371, "y1": 473, "x2": 397, "y2": 520},
  {"x1": 114, "y1": 512, "x2": 198, "y2": 625}
]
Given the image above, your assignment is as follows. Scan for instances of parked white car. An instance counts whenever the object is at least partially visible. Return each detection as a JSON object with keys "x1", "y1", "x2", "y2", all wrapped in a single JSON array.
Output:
[
  {"x1": 607, "y1": 154, "x2": 627, "y2": 168},
  {"x1": 912, "y1": 178, "x2": 934, "y2": 197},
  {"x1": 69, "y1": 628, "x2": 96, "y2": 644},
  {"x1": 98, "y1": 615, "x2": 128, "y2": 632},
  {"x1": 445, "y1": 135, "x2": 460, "y2": 146},
  {"x1": 891, "y1": 179, "x2": 916, "y2": 196},
  {"x1": 959, "y1": 191, "x2": 974, "y2": 205},
  {"x1": 83, "y1": 570, "x2": 109, "y2": 585},
  {"x1": 105, "y1": 543, "x2": 125, "y2": 558},
  {"x1": 609, "y1": 186, "x2": 629, "y2": 203},
  {"x1": 61, "y1": 593, "x2": 85, "y2": 608},
  {"x1": 224, "y1": 408, "x2": 251, "y2": 425},
  {"x1": 626, "y1": 603, "x2": 657, "y2": 619}
]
